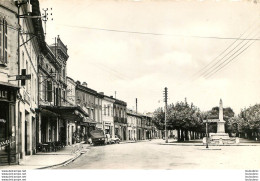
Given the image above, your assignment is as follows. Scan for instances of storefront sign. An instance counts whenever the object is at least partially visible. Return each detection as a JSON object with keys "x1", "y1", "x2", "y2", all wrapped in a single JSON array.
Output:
[
  {"x1": 0, "y1": 139, "x2": 15, "y2": 147},
  {"x1": 104, "y1": 122, "x2": 111, "y2": 125},
  {"x1": 0, "y1": 119, "x2": 6, "y2": 123}
]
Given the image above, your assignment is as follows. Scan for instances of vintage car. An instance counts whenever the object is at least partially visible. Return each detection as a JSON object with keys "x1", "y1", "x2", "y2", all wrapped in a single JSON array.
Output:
[
  {"x1": 110, "y1": 135, "x2": 120, "y2": 144},
  {"x1": 90, "y1": 130, "x2": 106, "y2": 145}
]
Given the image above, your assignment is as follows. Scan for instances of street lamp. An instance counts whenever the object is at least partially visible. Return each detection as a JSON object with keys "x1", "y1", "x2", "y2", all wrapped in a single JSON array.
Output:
[{"x1": 206, "y1": 119, "x2": 209, "y2": 149}]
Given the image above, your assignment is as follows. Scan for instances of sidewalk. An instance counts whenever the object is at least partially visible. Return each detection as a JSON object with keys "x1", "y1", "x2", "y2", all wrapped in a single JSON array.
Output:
[
  {"x1": 159, "y1": 138, "x2": 260, "y2": 146},
  {"x1": 0, "y1": 143, "x2": 91, "y2": 170}
]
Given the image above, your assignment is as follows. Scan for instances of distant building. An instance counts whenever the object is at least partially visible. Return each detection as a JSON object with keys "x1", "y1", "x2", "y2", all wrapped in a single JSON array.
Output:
[
  {"x1": 75, "y1": 81, "x2": 100, "y2": 142},
  {"x1": 102, "y1": 94, "x2": 115, "y2": 138},
  {"x1": 113, "y1": 98, "x2": 127, "y2": 141},
  {"x1": 126, "y1": 109, "x2": 141, "y2": 141}
]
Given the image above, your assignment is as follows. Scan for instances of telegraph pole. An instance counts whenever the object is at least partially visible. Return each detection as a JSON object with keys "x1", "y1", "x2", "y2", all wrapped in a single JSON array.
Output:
[
  {"x1": 164, "y1": 87, "x2": 168, "y2": 143},
  {"x1": 136, "y1": 98, "x2": 138, "y2": 113},
  {"x1": 42, "y1": 8, "x2": 53, "y2": 36}
]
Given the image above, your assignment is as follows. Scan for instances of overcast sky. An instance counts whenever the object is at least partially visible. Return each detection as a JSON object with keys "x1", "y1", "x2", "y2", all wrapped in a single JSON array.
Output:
[{"x1": 39, "y1": 0, "x2": 260, "y2": 114}]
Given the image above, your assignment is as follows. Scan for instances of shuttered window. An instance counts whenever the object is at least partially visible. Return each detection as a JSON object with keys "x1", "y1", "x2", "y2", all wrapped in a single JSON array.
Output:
[
  {"x1": 0, "y1": 18, "x2": 8, "y2": 65},
  {"x1": 47, "y1": 81, "x2": 52, "y2": 102},
  {"x1": 0, "y1": 18, "x2": 2, "y2": 63}
]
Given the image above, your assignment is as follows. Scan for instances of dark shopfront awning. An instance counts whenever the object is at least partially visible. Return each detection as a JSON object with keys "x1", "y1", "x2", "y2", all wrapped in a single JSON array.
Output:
[
  {"x1": 80, "y1": 117, "x2": 97, "y2": 127},
  {"x1": 38, "y1": 105, "x2": 89, "y2": 121}
]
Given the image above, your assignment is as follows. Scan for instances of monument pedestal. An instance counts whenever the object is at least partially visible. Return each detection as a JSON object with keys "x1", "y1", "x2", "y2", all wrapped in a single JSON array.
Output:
[
  {"x1": 210, "y1": 121, "x2": 230, "y2": 144},
  {"x1": 209, "y1": 133, "x2": 230, "y2": 140}
]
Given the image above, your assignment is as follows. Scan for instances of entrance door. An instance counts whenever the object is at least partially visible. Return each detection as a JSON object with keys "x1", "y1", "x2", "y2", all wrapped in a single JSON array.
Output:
[{"x1": 0, "y1": 102, "x2": 9, "y2": 164}]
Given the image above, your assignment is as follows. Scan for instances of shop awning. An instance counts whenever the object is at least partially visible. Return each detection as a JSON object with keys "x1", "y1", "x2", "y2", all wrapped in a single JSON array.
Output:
[
  {"x1": 80, "y1": 117, "x2": 97, "y2": 126},
  {"x1": 0, "y1": 82, "x2": 19, "y2": 89},
  {"x1": 38, "y1": 105, "x2": 89, "y2": 121}
]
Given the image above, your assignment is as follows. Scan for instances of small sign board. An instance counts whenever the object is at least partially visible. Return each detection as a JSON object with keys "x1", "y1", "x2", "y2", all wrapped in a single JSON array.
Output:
[
  {"x1": 16, "y1": 75, "x2": 31, "y2": 80},
  {"x1": 0, "y1": 119, "x2": 6, "y2": 123},
  {"x1": 203, "y1": 119, "x2": 219, "y2": 123}
]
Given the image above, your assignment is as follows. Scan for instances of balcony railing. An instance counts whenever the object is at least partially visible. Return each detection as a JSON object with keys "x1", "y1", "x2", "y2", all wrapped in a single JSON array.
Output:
[{"x1": 114, "y1": 117, "x2": 127, "y2": 124}]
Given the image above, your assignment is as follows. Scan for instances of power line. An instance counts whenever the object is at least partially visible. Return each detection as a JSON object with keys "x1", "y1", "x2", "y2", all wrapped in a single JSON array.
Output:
[
  {"x1": 205, "y1": 36, "x2": 258, "y2": 79},
  {"x1": 200, "y1": 27, "x2": 260, "y2": 79},
  {"x1": 191, "y1": 18, "x2": 260, "y2": 80},
  {"x1": 58, "y1": 24, "x2": 260, "y2": 41}
]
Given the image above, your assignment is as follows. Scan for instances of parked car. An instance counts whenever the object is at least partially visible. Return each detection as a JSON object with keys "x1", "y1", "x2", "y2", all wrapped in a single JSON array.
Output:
[
  {"x1": 90, "y1": 130, "x2": 106, "y2": 146},
  {"x1": 111, "y1": 135, "x2": 120, "y2": 144}
]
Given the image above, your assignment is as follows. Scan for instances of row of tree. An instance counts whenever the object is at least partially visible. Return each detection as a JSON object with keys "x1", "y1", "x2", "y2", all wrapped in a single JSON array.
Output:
[{"x1": 152, "y1": 101, "x2": 260, "y2": 142}]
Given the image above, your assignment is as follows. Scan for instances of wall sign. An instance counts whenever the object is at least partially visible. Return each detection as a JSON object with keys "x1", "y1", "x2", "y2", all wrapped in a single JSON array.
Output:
[{"x1": 0, "y1": 119, "x2": 6, "y2": 123}]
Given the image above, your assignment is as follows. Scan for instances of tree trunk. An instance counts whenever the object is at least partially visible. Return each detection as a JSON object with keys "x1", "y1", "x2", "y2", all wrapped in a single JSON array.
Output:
[
  {"x1": 180, "y1": 129, "x2": 184, "y2": 141},
  {"x1": 185, "y1": 130, "x2": 189, "y2": 141},
  {"x1": 177, "y1": 129, "x2": 181, "y2": 142}
]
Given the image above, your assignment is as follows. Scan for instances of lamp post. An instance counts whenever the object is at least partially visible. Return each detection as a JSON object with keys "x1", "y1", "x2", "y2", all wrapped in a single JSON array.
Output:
[
  {"x1": 164, "y1": 87, "x2": 168, "y2": 143},
  {"x1": 206, "y1": 119, "x2": 208, "y2": 149}
]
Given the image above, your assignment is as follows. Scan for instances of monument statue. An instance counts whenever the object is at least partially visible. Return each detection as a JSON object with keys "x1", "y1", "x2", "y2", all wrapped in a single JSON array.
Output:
[{"x1": 208, "y1": 99, "x2": 230, "y2": 144}]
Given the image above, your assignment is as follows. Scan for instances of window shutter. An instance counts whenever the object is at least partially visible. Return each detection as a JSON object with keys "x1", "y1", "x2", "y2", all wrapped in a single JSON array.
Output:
[
  {"x1": 3, "y1": 19, "x2": 7, "y2": 64},
  {"x1": 47, "y1": 81, "x2": 52, "y2": 102},
  {"x1": 0, "y1": 17, "x2": 2, "y2": 64}
]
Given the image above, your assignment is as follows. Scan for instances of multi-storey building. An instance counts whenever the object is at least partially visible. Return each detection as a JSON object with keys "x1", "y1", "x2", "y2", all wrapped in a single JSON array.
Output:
[
  {"x1": 0, "y1": 0, "x2": 20, "y2": 165},
  {"x1": 0, "y1": 0, "x2": 44, "y2": 165},
  {"x1": 75, "y1": 81, "x2": 99, "y2": 142},
  {"x1": 142, "y1": 115, "x2": 152, "y2": 140},
  {"x1": 126, "y1": 109, "x2": 140, "y2": 141},
  {"x1": 136, "y1": 115, "x2": 142, "y2": 140},
  {"x1": 101, "y1": 94, "x2": 115, "y2": 138},
  {"x1": 37, "y1": 36, "x2": 87, "y2": 146},
  {"x1": 113, "y1": 99, "x2": 127, "y2": 141}
]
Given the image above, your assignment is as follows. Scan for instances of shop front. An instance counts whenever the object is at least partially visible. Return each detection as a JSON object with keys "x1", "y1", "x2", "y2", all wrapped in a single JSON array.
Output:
[
  {"x1": 37, "y1": 105, "x2": 89, "y2": 149},
  {"x1": 104, "y1": 122, "x2": 114, "y2": 138},
  {"x1": 0, "y1": 82, "x2": 19, "y2": 165},
  {"x1": 80, "y1": 117, "x2": 96, "y2": 144}
]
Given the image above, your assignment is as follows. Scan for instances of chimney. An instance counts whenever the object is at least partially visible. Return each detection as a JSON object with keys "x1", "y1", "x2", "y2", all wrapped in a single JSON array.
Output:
[
  {"x1": 82, "y1": 82, "x2": 88, "y2": 87},
  {"x1": 99, "y1": 92, "x2": 104, "y2": 95},
  {"x1": 110, "y1": 96, "x2": 113, "y2": 98}
]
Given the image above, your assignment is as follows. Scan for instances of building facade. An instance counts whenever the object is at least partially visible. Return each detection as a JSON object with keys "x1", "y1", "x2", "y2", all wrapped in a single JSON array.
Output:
[
  {"x1": 113, "y1": 99, "x2": 127, "y2": 141},
  {"x1": 126, "y1": 109, "x2": 139, "y2": 141},
  {"x1": 75, "y1": 81, "x2": 98, "y2": 143},
  {"x1": 102, "y1": 95, "x2": 115, "y2": 138}
]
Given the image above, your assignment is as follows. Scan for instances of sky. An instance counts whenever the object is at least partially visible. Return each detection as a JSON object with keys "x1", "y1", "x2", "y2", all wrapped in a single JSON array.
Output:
[{"x1": 39, "y1": 0, "x2": 260, "y2": 115}]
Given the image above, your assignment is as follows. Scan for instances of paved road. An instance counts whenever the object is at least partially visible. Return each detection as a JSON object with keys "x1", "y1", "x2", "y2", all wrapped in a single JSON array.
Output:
[{"x1": 58, "y1": 140, "x2": 260, "y2": 169}]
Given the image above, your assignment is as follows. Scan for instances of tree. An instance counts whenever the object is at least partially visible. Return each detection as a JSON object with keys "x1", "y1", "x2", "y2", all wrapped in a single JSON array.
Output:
[
  {"x1": 152, "y1": 101, "x2": 204, "y2": 142},
  {"x1": 239, "y1": 104, "x2": 260, "y2": 140}
]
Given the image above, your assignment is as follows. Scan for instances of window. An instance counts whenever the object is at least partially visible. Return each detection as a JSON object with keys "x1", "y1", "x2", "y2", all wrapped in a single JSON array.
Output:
[
  {"x1": 0, "y1": 19, "x2": 8, "y2": 65},
  {"x1": 104, "y1": 105, "x2": 106, "y2": 116},
  {"x1": 63, "y1": 90, "x2": 66, "y2": 102},
  {"x1": 46, "y1": 81, "x2": 52, "y2": 102}
]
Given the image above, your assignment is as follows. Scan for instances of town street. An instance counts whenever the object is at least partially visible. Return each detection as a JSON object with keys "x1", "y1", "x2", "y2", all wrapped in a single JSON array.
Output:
[{"x1": 57, "y1": 140, "x2": 260, "y2": 169}]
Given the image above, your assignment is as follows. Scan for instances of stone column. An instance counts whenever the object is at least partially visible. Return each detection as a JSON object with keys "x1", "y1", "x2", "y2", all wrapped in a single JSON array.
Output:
[{"x1": 217, "y1": 99, "x2": 225, "y2": 133}]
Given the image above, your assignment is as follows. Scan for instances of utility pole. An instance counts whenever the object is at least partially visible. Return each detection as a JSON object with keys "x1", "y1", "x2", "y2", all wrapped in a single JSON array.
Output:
[
  {"x1": 163, "y1": 87, "x2": 168, "y2": 143},
  {"x1": 115, "y1": 91, "x2": 117, "y2": 99},
  {"x1": 136, "y1": 98, "x2": 138, "y2": 113},
  {"x1": 42, "y1": 8, "x2": 53, "y2": 36}
]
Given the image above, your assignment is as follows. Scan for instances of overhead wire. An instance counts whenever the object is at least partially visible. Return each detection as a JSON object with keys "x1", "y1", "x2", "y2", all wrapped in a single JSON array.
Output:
[
  {"x1": 58, "y1": 24, "x2": 260, "y2": 41},
  {"x1": 202, "y1": 26, "x2": 260, "y2": 79},
  {"x1": 205, "y1": 35, "x2": 258, "y2": 79},
  {"x1": 191, "y1": 17, "x2": 260, "y2": 80}
]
